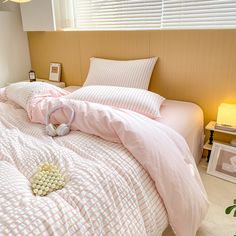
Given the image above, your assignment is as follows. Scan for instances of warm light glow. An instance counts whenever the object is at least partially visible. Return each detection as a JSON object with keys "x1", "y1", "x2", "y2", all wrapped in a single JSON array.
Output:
[
  {"x1": 217, "y1": 103, "x2": 236, "y2": 127},
  {"x1": 7, "y1": 0, "x2": 31, "y2": 3}
]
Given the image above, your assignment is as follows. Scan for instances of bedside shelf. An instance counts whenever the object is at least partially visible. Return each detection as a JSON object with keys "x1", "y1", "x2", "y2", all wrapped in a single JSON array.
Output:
[
  {"x1": 204, "y1": 121, "x2": 236, "y2": 162},
  {"x1": 203, "y1": 142, "x2": 212, "y2": 151},
  {"x1": 23, "y1": 79, "x2": 66, "y2": 88},
  {"x1": 203, "y1": 140, "x2": 230, "y2": 151},
  {"x1": 206, "y1": 121, "x2": 236, "y2": 135},
  {"x1": 64, "y1": 86, "x2": 82, "y2": 92},
  {"x1": 9, "y1": 79, "x2": 66, "y2": 88}
]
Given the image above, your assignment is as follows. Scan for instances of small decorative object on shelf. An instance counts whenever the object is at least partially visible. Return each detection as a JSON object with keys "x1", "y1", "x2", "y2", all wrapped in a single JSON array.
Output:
[
  {"x1": 49, "y1": 63, "x2": 61, "y2": 82},
  {"x1": 29, "y1": 70, "x2": 36, "y2": 82}
]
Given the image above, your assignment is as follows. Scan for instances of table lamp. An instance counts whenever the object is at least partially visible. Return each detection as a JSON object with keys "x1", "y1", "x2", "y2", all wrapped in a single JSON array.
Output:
[{"x1": 215, "y1": 103, "x2": 236, "y2": 132}]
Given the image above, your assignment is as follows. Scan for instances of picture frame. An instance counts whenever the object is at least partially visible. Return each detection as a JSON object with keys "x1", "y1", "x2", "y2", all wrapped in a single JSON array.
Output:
[
  {"x1": 207, "y1": 142, "x2": 236, "y2": 184},
  {"x1": 49, "y1": 63, "x2": 61, "y2": 82}
]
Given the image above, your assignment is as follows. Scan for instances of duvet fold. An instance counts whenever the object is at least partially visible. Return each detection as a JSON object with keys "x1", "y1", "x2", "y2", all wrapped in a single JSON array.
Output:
[{"x1": 25, "y1": 93, "x2": 209, "y2": 236}]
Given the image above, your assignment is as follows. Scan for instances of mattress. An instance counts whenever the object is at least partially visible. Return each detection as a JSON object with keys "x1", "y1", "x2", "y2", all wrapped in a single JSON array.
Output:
[{"x1": 157, "y1": 99, "x2": 204, "y2": 163}]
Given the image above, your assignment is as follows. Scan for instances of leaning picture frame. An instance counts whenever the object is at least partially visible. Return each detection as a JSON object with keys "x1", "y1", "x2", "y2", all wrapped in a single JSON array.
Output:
[
  {"x1": 207, "y1": 142, "x2": 236, "y2": 184},
  {"x1": 49, "y1": 63, "x2": 61, "y2": 82}
]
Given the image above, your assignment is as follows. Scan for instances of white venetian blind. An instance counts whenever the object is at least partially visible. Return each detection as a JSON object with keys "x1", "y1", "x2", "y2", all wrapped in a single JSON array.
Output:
[
  {"x1": 72, "y1": 0, "x2": 162, "y2": 30},
  {"x1": 54, "y1": 0, "x2": 236, "y2": 30},
  {"x1": 162, "y1": 0, "x2": 236, "y2": 29}
]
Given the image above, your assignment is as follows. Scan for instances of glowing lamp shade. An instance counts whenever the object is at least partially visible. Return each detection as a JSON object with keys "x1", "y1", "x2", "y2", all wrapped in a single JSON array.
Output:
[{"x1": 216, "y1": 103, "x2": 236, "y2": 127}]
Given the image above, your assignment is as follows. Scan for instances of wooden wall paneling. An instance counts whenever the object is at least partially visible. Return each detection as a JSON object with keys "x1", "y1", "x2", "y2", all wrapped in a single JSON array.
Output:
[
  {"x1": 28, "y1": 30, "x2": 236, "y2": 126},
  {"x1": 28, "y1": 32, "x2": 82, "y2": 85},
  {"x1": 149, "y1": 30, "x2": 236, "y2": 124},
  {"x1": 78, "y1": 31, "x2": 151, "y2": 84}
]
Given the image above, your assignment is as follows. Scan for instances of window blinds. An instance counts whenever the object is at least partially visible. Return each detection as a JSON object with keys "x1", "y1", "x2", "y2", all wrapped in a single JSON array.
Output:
[
  {"x1": 55, "y1": 0, "x2": 236, "y2": 30},
  {"x1": 73, "y1": 0, "x2": 162, "y2": 30},
  {"x1": 162, "y1": 0, "x2": 236, "y2": 29}
]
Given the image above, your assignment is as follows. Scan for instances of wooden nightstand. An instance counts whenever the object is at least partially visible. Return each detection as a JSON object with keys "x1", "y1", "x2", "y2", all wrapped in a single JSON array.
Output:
[
  {"x1": 22, "y1": 79, "x2": 66, "y2": 88},
  {"x1": 7, "y1": 78, "x2": 66, "y2": 88},
  {"x1": 204, "y1": 121, "x2": 236, "y2": 162},
  {"x1": 64, "y1": 86, "x2": 82, "y2": 92}
]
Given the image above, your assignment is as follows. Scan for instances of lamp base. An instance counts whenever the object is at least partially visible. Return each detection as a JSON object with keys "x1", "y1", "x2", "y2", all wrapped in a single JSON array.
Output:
[{"x1": 215, "y1": 123, "x2": 236, "y2": 132}]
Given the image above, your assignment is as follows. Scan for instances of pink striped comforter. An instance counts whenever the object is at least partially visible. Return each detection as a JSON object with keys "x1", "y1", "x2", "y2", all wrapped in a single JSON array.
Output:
[{"x1": 0, "y1": 83, "x2": 208, "y2": 236}]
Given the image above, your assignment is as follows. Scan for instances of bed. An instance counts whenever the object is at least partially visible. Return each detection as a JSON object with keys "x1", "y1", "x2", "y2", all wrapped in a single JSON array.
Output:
[
  {"x1": 0, "y1": 81, "x2": 208, "y2": 236},
  {"x1": 0, "y1": 57, "x2": 209, "y2": 236}
]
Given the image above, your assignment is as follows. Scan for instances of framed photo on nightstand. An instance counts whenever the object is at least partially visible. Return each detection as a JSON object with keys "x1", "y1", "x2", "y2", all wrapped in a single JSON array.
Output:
[
  {"x1": 49, "y1": 63, "x2": 61, "y2": 82},
  {"x1": 207, "y1": 142, "x2": 236, "y2": 184}
]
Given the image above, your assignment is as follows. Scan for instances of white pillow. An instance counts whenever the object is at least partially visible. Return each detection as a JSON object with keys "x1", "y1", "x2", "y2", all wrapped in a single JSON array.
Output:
[
  {"x1": 5, "y1": 82, "x2": 68, "y2": 110},
  {"x1": 65, "y1": 86, "x2": 165, "y2": 119},
  {"x1": 83, "y1": 57, "x2": 158, "y2": 90}
]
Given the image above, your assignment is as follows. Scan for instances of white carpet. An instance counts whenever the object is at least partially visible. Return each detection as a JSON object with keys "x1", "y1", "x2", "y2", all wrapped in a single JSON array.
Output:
[{"x1": 163, "y1": 158, "x2": 236, "y2": 236}]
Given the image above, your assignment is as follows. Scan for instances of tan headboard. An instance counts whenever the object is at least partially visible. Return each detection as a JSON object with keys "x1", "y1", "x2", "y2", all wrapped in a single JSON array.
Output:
[{"x1": 28, "y1": 30, "x2": 236, "y2": 130}]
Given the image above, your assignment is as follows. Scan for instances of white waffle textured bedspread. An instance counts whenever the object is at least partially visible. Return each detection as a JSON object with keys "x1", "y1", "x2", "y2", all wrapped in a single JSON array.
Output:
[{"x1": 0, "y1": 101, "x2": 168, "y2": 236}]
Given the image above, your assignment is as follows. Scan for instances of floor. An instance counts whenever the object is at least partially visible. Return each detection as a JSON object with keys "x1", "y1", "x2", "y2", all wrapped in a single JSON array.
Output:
[{"x1": 163, "y1": 157, "x2": 236, "y2": 236}]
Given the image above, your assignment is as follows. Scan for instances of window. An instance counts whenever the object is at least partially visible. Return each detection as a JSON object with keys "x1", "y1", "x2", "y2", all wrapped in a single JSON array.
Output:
[
  {"x1": 54, "y1": 0, "x2": 236, "y2": 30},
  {"x1": 70, "y1": 0, "x2": 162, "y2": 30},
  {"x1": 162, "y1": 0, "x2": 236, "y2": 29}
]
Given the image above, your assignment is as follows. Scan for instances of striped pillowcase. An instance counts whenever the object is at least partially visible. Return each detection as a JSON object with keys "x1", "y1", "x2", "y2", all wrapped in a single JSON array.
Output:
[
  {"x1": 83, "y1": 57, "x2": 158, "y2": 90},
  {"x1": 65, "y1": 86, "x2": 165, "y2": 119}
]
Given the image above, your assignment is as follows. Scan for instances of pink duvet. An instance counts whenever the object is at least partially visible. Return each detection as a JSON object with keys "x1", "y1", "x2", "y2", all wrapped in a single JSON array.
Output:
[{"x1": 25, "y1": 92, "x2": 209, "y2": 236}]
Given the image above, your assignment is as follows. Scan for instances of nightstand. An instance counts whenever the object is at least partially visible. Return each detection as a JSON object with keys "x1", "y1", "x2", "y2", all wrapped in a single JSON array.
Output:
[
  {"x1": 204, "y1": 121, "x2": 236, "y2": 162},
  {"x1": 7, "y1": 78, "x2": 66, "y2": 88},
  {"x1": 22, "y1": 79, "x2": 66, "y2": 88},
  {"x1": 64, "y1": 86, "x2": 82, "y2": 92}
]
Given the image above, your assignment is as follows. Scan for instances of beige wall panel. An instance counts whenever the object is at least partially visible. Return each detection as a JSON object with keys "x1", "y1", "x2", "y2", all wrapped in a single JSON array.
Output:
[
  {"x1": 149, "y1": 30, "x2": 236, "y2": 124},
  {"x1": 28, "y1": 32, "x2": 82, "y2": 85},
  {"x1": 28, "y1": 30, "x2": 236, "y2": 127},
  {"x1": 78, "y1": 31, "x2": 150, "y2": 83}
]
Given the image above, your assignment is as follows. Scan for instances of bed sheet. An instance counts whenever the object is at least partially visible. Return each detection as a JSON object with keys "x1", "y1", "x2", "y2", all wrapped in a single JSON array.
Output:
[{"x1": 158, "y1": 99, "x2": 204, "y2": 163}]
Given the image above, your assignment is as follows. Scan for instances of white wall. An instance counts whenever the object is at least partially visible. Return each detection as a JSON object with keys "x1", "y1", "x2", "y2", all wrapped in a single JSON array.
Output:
[{"x1": 0, "y1": 2, "x2": 31, "y2": 87}]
